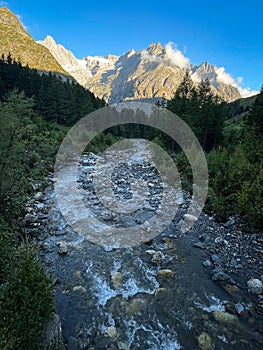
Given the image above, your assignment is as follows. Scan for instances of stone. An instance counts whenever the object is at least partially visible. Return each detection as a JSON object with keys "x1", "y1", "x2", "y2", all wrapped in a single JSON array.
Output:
[
  {"x1": 210, "y1": 254, "x2": 221, "y2": 264},
  {"x1": 235, "y1": 303, "x2": 245, "y2": 315},
  {"x1": 212, "y1": 310, "x2": 239, "y2": 324},
  {"x1": 157, "y1": 269, "x2": 174, "y2": 278},
  {"x1": 111, "y1": 272, "x2": 123, "y2": 288},
  {"x1": 212, "y1": 269, "x2": 232, "y2": 283},
  {"x1": 72, "y1": 285, "x2": 86, "y2": 293},
  {"x1": 34, "y1": 191, "x2": 44, "y2": 201},
  {"x1": 145, "y1": 249, "x2": 156, "y2": 255},
  {"x1": 58, "y1": 242, "x2": 68, "y2": 255},
  {"x1": 105, "y1": 326, "x2": 117, "y2": 338},
  {"x1": 247, "y1": 278, "x2": 263, "y2": 294},
  {"x1": 197, "y1": 332, "x2": 213, "y2": 350},
  {"x1": 203, "y1": 259, "x2": 212, "y2": 268},
  {"x1": 151, "y1": 251, "x2": 165, "y2": 265},
  {"x1": 183, "y1": 214, "x2": 198, "y2": 223}
]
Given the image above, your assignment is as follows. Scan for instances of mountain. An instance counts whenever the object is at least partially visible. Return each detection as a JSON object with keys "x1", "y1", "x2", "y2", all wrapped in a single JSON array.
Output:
[
  {"x1": 39, "y1": 37, "x2": 242, "y2": 103},
  {"x1": 0, "y1": 7, "x2": 68, "y2": 75},
  {"x1": 0, "y1": 7, "x2": 243, "y2": 103}
]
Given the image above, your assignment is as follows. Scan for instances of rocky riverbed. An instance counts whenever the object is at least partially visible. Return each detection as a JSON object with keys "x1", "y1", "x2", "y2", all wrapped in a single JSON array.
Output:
[{"x1": 23, "y1": 143, "x2": 263, "y2": 350}]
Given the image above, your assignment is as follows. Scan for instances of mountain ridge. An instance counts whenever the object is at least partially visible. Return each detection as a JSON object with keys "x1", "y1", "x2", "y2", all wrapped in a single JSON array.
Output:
[{"x1": 39, "y1": 36, "x2": 243, "y2": 103}]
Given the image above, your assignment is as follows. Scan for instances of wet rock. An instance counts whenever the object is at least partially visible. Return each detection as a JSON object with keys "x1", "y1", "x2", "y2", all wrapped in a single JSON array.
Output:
[
  {"x1": 235, "y1": 303, "x2": 245, "y2": 315},
  {"x1": 126, "y1": 298, "x2": 145, "y2": 314},
  {"x1": 155, "y1": 287, "x2": 167, "y2": 298},
  {"x1": 210, "y1": 254, "x2": 221, "y2": 264},
  {"x1": 145, "y1": 249, "x2": 156, "y2": 255},
  {"x1": 197, "y1": 332, "x2": 213, "y2": 350},
  {"x1": 157, "y1": 269, "x2": 174, "y2": 278},
  {"x1": 212, "y1": 268, "x2": 232, "y2": 283},
  {"x1": 247, "y1": 278, "x2": 263, "y2": 294},
  {"x1": 58, "y1": 242, "x2": 68, "y2": 255},
  {"x1": 199, "y1": 233, "x2": 210, "y2": 242},
  {"x1": 111, "y1": 272, "x2": 123, "y2": 288},
  {"x1": 212, "y1": 310, "x2": 239, "y2": 324},
  {"x1": 203, "y1": 259, "x2": 213, "y2": 268},
  {"x1": 151, "y1": 251, "x2": 165, "y2": 265},
  {"x1": 34, "y1": 191, "x2": 44, "y2": 201},
  {"x1": 72, "y1": 285, "x2": 86, "y2": 293}
]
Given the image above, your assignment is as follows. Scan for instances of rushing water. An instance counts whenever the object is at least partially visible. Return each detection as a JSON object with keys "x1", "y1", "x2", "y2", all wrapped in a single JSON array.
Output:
[{"x1": 39, "y1": 142, "x2": 263, "y2": 349}]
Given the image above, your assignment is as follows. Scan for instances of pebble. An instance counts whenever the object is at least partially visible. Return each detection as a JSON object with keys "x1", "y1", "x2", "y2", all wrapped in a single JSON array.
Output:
[
  {"x1": 58, "y1": 242, "x2": 68, "y2": 255},
  {"x1": 157, "y1": 269, "x2": 174, "y2": 278}
]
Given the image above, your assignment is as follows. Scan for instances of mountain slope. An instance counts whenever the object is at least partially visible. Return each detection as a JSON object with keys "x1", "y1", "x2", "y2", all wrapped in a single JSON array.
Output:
[
  {"x1": 0, "y1": 7, "x2": 68, "y2": 75},
  {"x1": 39, "y1": 37, "x2": 242, "y2": 103}
]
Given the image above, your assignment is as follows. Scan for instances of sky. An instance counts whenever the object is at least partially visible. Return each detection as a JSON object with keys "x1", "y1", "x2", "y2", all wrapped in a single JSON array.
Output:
[{"x1": 1, "y1": 0, "x2": 262, "y2": 95}]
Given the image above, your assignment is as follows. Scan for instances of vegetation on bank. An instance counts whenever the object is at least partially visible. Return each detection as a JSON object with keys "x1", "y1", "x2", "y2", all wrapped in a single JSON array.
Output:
[{"x1": 0, "y1": 56, "x2": 105, "y2": 349}]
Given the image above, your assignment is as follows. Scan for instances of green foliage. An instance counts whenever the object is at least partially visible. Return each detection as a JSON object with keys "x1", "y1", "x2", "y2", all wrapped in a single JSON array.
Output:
[
  {"x1": 0, "y1": 239, "x2": 54, "y2": 350},
  {"x1": 168, "y1": 74, "x2": 226, "y2": 151}
]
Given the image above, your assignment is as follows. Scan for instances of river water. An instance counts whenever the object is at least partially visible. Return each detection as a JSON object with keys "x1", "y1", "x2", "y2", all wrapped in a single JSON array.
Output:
[{"x1": 38, "y1": 141, "x2": 263, "y2": 349}]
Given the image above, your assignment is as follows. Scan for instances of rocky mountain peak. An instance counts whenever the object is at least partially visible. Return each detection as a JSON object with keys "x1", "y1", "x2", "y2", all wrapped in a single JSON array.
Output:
[{"x1": 146, "y1": 42, "x2": 163, "y2": 55}]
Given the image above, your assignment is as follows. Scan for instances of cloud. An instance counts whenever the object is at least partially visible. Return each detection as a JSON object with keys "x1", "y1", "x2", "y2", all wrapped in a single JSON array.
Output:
[
  {"x1": 164, "y1": 42, "x2": 190, "y2": 68},
  {"x1": 215, "y1": 66, "x2": 258, "y2": 97},
  {"x1": 0, "y1": 1, "x2": 9, "y2": 6},
  {"x1": 16, "y1": 13, "x2": 30, "y2": 30},
  {"x1": 140, "y1": 50, "x2": 161, "y2": 63},
  {"x1": 140, "y1": 42, "x2": 190, "y2": 69}
]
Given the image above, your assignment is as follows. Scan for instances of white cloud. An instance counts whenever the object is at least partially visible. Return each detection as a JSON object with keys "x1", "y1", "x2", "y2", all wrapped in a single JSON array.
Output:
[
  {"x1": 215, "y1": 66, "x2": 258, "y2": 98},
  {"x1": 16, "y1": 13, "x2": 30, "y2": 30},
  {"x1": 164, "y1": 42, "x2": 190, "y2": 68},
  {"x1": 140, "y1": 50, "x2": 161, "y2": 63},
  {"x1": 140, "y1": 42, "x2": 190, "y2": 69}
]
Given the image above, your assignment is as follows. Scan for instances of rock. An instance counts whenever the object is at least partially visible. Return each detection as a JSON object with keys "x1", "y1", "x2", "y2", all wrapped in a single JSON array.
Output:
[
  {"x1": 235, "y1": 303, "x2": 245, "y2": 315},
  {"x1": 105, "y1": 326, "x2": 117, "y2": 338},
  {"x1": 34, "y1": 191, "x2": 44, "y2": 201},
  {"x1": 210, "y1": 254, "x2": 221, "y2": 264},
  {"x1": 155, "y1": 288, "x2": 167, "y2": 298},
  {"x1": 224, "y1": 217, "x2": 235, "y2": 227},
  {"x1": 212, "y1": 310, "x2": 239, "y2": 324},
  {"x1": 214, "y1": 236, "x2": 223, "y2": 244},
  {"x1": 212, "y1": 269, "x2": 232, "y2": 283},
  {"x1": 151, "y1": 251, "x2": 165, "y2": 265},
  {"x1": 197, "y1": 332, "x2": 213, "y2": 350},
  {"x1": 145, "y1": 249, "x2": 156, "y2": 256},
  {"x1": 157, "y1": 269, "x2": 174, "y2": 278},
  {"x1": 58, "y1": 242, "x2": 68, "y2": 255},
  {"x1": 126, "y1": 298, "x2": 145, "y2": 314},
  {"x1": 183, "y1": 214, "x2": 198, "y2": 223},
  {"x1": 72, "y1": 285, "x2": 86, "y2": 293},
  {"x1": 199, "y1": 233, "x2": 210, "y2": 242},
  {"x1": 203, "y1": 259, "x2": 212, "y2": 268},
  {"x1": 111, "y1": 272, "x2": 123, "y2": 288},
  {"x1": 247, "y1": 278, "x2": 263, "y2": 294}
]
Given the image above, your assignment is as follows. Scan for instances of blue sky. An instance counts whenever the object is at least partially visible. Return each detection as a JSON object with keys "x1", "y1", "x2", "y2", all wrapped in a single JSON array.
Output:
[{"x1": 1, "y1": 0, "x2": 262, "y2": 94}]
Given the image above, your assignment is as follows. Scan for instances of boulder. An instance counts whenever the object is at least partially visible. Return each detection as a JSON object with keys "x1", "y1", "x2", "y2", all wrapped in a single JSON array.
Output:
[
  {"x1": 247, "y1": 278, "x2": 263, "y2": 294},
  {"x1": 212, "y1": 310, "x2": 239, "y2": 324},
  {"x1": 157, "y1": 269, "x2": 174, "y2": 278},
  {"x1": 197, "y1": 332, "x2": 213, "y2": 350}
]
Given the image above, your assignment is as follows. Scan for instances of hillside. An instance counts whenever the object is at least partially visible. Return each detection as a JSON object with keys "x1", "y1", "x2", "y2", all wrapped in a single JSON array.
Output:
[{"x1": 0, "y1": 7, "x2": 68, "y2": 75}]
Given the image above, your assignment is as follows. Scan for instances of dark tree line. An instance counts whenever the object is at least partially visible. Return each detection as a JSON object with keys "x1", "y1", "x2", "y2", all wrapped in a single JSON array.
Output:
[{"x1": 0, "y1": 54, "x2": 105, "y2": 126}]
